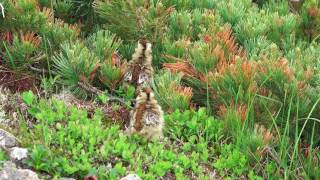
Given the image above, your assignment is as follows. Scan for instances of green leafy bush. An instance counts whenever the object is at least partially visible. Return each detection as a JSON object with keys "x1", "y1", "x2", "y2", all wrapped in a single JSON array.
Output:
[
  {"x1": 20, "y1": 92, "x2": 225, "y2": 179},
  {"x1": 213, "y1": 144, "x2": 248, "y2": 177},
  {"x1": 0, "y1": 149, "x2": 8, "y2": 162},
  {"x1": 165, "y1": 108, "x2": 223, "y2": 143}
]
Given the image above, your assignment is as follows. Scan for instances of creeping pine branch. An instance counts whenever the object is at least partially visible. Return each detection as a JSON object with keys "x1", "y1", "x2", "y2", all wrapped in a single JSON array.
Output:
[
  {"x1": 29, "y1": 65, "x2": 135, "y2": 106},
  {"x1": 77, "y1": 81, "x2": 134, "y2": 107},
  {"x1": 28, "y1": 65, "x2": 50, "y2": 74},
  {"x1": 27, "y1": 65, "x2": 134, "y2": 107},
  {"x1": 30, "y1": 54, "x2": 47, "y2": 62},
  {"x1": 264, "y1": 146, "x2": 281, "y2": 166},
  {"x1": 77, "y1": 81, "x2": 103, "y2": 95}
]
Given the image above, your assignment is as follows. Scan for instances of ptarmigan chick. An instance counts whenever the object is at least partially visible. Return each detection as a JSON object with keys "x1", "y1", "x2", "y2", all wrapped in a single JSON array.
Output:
[
  {"x1": 123, "y1": 38, "x2": 154, "y2": 93},
  {"x1": 126, "y1": 87, "x2": 164, "y2": 140}
]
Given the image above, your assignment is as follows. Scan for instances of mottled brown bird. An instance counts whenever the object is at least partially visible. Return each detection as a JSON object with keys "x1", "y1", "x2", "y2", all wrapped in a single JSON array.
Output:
[
  {"x1": 126, "y1": 87, "x2": 164, "y2": 140},
  {"x1": 123, "y1": 38, "x2": 154, "y2": 93}
]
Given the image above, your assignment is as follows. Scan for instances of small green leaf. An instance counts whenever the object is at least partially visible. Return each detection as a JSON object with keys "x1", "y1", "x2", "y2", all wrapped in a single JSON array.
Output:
[
  {"x1": 22, "y1": 90, "x2": 36, "y2": 106},
  {"x1": 98, "y1": 93, "x2": 109, "y2": 104},
  {"x1": 126, "y1": 85, "x2": 135, "y2": 99}
]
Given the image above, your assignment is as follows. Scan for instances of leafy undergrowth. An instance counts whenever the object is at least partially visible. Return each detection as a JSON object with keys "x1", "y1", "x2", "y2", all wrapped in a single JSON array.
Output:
[
  {"x1": 14, "y1": 90, "x2": 319, "y2": 179},
  {"x1": 18, "y1": 91, "x2": 228, "y2": 179},
  {"x1": 0, "y1": 0, "x2": 320, "y2": 179}
]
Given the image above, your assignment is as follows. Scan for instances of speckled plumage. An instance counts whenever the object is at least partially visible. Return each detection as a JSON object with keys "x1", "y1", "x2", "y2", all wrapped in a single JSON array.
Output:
[
  {"x1": 126, "y1": 88, "x2": 164, "y2": 140},
  {"x1": 123, "y1": 39, "x2": 154, "y2": 92}
]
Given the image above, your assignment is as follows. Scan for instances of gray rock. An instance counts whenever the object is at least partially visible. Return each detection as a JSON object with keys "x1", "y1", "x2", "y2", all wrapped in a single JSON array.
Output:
[
  {"x1": 0, "y1": 161, "x2": 39, "y2": 180},
  {"x1": 9, "y1": 147, "x2": 28, "y2": 161},
  {"x1": 120, "y1": 174, "x2": 141, "y2": 180},
  {"x1": 0, "y1": 129, "x2": 17, "y2": 148}
]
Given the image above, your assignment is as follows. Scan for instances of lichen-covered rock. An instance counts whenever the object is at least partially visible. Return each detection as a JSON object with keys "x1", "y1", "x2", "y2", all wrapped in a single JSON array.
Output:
[
  {"x1": 0, "y1": 129, "x2": 17, "y2": 148},
  {"x1": 0, "y1": 110, "x2": 8, "y2": 125},
  {"x1": 0, "y1": 161, "x2": 39, "y2": 180},
  {"x1": 120, "y1": 174, "x2": 141, "y2": 180},
  {"x1": 53, "y1": 90, "x2": 78, "y2": 107},
  {"x1": 52, "y1": 90, "x2": 99, "y2": 111},
  {"x1": 0, "y1": 89, "x2": 9, "y2": 126},
  {"x1": 0, "y1": 88, "x2": 22, "y2": 129},
  {"x1": 8, "y1": 147, "x2": 28, "y2": 161}
]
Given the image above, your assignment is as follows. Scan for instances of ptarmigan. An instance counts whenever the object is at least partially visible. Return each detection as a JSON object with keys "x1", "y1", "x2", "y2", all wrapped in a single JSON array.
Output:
[{"x1": 126, "y1": 87, "x2": 164, "y2": 140}]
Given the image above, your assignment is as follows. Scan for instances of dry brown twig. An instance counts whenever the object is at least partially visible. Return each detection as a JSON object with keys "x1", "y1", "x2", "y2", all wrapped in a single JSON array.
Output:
[
  {"x1": 77, "y1": 81, "x2": 134, "y2": 107},
  {"x1": 24, "y1": 65, "x2": 133, "y2": 107}
]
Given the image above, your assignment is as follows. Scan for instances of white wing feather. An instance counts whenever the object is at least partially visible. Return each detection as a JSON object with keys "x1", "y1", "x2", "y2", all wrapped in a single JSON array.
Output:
[
  {"x1": 144, "y1": 112, "x2": 160, "y2": 126},
  {"x1": 124, "y1": 71, "x2": 132, "y2": 81},
  {"x1": 138, "y1": 72, "x2": 149, "y2": 84}
]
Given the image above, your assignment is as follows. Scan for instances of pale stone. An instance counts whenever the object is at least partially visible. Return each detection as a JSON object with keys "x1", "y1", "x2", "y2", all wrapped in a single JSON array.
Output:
[
  {"x1": 9, "y1": 147, "x2": 28, "y2": 161},
  {"x1": 0, "y1": 129, "x2": 16, "y2": 148},
  {"x1": 120, "y1": 174, "x2": 142, "y2": 180}
]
